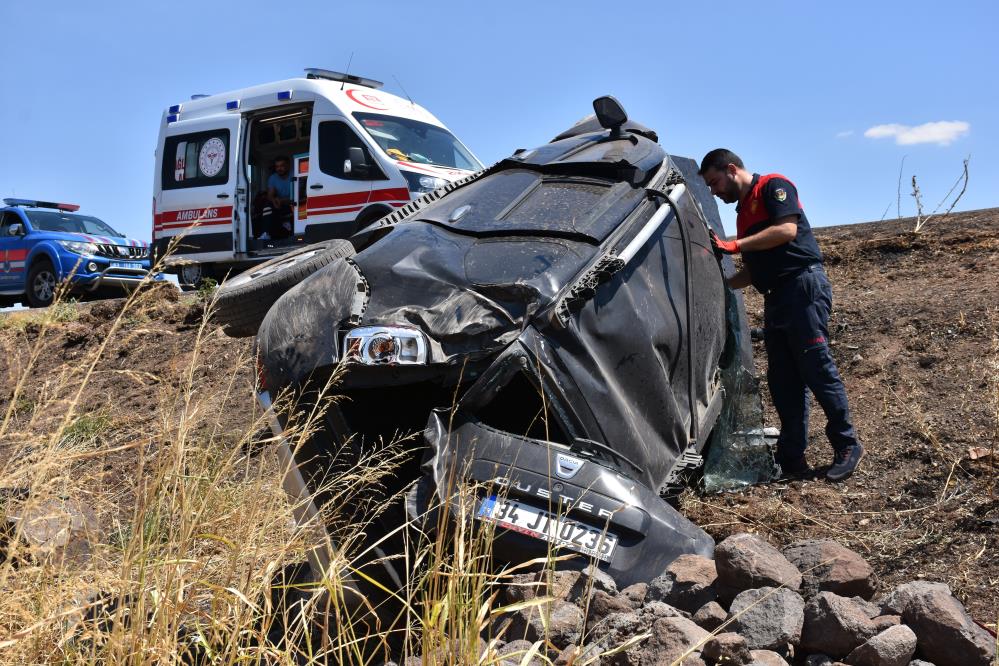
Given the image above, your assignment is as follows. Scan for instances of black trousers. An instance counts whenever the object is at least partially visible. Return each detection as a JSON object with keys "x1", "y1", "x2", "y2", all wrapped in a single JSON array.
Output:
[{"x1": 763, "y1": 265, "x2": 860, "y2": 461}]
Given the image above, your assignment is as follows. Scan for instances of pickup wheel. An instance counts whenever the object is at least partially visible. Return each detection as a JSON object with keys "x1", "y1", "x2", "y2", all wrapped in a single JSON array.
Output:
[
  {"x1": 26, "y1": 259, "x2": 58, "y2": 308},
  {"x1": 213, "y1": 240, "x2": 356, "y2": 338}
]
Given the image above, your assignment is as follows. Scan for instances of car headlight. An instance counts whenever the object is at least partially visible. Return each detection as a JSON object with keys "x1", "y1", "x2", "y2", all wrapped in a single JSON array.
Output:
[
  {"x1": 344, "y1": 326, "x2": 428, "y2": 365},
  {"x1": 401, "y1": 170, "x2": 447, "y2": 194},
  {"x1": 58, "y1": 240, "x2": 99, "y2": 256}
]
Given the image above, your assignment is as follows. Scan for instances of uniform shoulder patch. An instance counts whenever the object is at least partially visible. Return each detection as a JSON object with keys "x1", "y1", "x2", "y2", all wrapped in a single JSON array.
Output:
[{"x1": 774, "y1": 188, "x2": 787, "y2": 202}]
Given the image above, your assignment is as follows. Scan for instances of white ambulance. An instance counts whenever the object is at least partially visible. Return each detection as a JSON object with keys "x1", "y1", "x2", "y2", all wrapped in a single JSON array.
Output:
[{"x1": 153, "y1": 69, "x2": 483, "y2": 285}]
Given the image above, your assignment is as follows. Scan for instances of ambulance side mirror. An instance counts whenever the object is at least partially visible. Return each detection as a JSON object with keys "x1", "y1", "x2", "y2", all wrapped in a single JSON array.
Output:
[{"x1": 345, "y1": 146, "x2": 370, "y2": 177}]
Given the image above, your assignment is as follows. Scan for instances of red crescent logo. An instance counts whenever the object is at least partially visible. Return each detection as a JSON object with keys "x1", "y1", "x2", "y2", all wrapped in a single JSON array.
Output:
[{"x1": 346, "y1": 89, "x2": 389, "y2": 110}]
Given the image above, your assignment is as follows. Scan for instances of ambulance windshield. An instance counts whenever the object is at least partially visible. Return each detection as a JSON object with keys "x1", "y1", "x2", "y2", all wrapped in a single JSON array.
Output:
[
  {"x1": 354, "y1": 113, "x2": 483, "y2": 172},
  {"x1": 27, "y1": 211, "x2": 124, "y2": 238}
]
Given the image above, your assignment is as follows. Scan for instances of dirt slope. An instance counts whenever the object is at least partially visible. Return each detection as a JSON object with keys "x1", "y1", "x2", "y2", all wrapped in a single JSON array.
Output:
[
  {"x1": 683, "y1": 208, "x2": 999, "y2": 622},
  {"x1": 1, "y1": 207, "x2": 996, "y2": 624}
]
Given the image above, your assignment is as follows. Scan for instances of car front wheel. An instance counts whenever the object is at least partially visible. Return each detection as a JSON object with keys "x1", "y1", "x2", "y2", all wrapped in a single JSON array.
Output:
[{"x1": 26, "y1": 259, "x2": 59, "y2": 308}]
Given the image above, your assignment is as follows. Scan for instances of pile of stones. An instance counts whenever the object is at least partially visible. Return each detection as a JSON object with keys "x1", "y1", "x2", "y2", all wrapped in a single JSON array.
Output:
[{"x1": 399, "y1": 532, "x2": 996, "y2": 666}]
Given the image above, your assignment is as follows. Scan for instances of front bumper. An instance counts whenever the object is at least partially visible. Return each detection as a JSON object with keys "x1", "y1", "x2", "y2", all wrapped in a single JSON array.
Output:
[
  {"x1": 70, "y1": 265, "x2": 155, "y2": 291},
  {"x1": 422, "y1": 410, "x2": 713, "y2": 587}
]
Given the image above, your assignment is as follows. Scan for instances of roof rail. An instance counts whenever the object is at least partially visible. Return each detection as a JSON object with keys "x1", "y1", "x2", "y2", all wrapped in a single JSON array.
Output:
[
  {"x1": 3, "y1": 198, "x2": 79, "y2": 212},
  {"x1": 304, "y1": 68, "x2": 384, "y2": 90}
]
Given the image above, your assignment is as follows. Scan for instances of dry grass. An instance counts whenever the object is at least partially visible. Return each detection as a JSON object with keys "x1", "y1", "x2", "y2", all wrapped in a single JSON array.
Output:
[{"x1": 0, "y1": 251, "x2": 633, "y2": 665}]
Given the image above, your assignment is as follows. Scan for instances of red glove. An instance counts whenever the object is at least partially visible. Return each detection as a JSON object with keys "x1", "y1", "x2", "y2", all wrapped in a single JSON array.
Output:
[{"x1": 709, "y1": 229, "x2": 740, "y2": 255}]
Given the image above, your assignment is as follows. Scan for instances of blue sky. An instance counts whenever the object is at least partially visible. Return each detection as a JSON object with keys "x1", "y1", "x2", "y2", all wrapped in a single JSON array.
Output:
[{"x1": 1, "y1": 0, "x2": 995, "y2": 240}]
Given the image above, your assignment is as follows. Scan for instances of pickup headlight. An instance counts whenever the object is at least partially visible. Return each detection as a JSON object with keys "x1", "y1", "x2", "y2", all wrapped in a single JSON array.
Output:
[
  {"x1": 58, "y1": 240, "x2": 99, "y2": 256},
  {"x1": 401, "y1": 170, "x2": 447, "y2": 194},
  {"x1": 344, "y1": 326, "x2": 428, "y2": 365}
]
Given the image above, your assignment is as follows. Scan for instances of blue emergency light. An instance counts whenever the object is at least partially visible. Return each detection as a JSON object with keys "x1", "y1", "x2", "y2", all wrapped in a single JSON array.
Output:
[
  {"x1": 167, "y1": 114, "x2": 178, "y2": 123},
  {"x1": 3, "y1": 198, "x2": 79, "y2": 212},
  {"x1": 226, "y1": 100, "x2": 240, "y2": 110},
  {"x1": 168, "y1": 104, "x2": 182, "y2": 114},
  {"x1": 277, "y1": 90, "x2": 293, "y2": 101}
]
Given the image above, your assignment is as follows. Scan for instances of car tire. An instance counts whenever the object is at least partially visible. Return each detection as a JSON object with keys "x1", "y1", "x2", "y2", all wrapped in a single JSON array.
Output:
[
  {"x1": 26, "y1": 259, "x2": 59, "y2": 308},
  {"x1": 213, "y1": 240, "x2": 356, "y2": 338}
]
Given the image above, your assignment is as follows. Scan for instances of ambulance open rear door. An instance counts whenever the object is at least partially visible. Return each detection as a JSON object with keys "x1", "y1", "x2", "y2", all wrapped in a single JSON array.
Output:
[{"x1": 154, "y1": 113, "x2": 244, "y2": 276}]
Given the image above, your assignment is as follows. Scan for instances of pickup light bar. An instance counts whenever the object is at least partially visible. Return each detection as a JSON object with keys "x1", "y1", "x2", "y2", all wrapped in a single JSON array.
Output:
[
  {"x1": 3, "y1": 198, "x2": 79, "y2": 212},
  {"x1": 344, "y1": 326, "x2": 428, "y2": 365}
]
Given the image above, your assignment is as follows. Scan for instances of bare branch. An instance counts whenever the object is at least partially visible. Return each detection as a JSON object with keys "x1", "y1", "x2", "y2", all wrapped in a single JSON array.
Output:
[{"x1": 913, "y1": 156, "x2": 970, "y2": 233}]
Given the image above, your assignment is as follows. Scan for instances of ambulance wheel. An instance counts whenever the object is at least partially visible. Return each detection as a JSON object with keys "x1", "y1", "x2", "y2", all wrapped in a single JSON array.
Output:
[
  {"x1": 213, "y1": 240, "x2": 355, "y2": 338},
  {"x1": 26, "y1": 259, "x2": 58, "y2": 308}
]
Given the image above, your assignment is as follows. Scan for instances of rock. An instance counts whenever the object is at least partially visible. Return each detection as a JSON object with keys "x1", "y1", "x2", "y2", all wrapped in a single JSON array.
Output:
[
  {"x1": 7, "y1": 498, "x2": 100, "y2": 566},
  {"x1": 716, "y1": 533, "x2": 802, "y2": 600},
  {"x1": 692, "y1": 600, "x2": 728, "y2": 631},
  {"x1": 907, "y1": 661, "x2": 936, "y2": 666},
  {"x1": 647, "y1": 554, "x2": 718, "y2": 612},
  {"x1": 555, "y1": 642, "x2": 603, "y2": 666},
  {"x1": 729, "y1": 586, "x2": 805, "y2": 651},
  {"x1": 880, "y1": 581, "x2": 950, "y2": 616},
  {"x1": 610, "y1": 616, "x2": 709, "y2": 666},
  {"x1": 783, "y1": 540, "x2": 876, "y2": 600},
  {"x1": 505, "y1": 566, "x2": 617, "y2": 607},
  {"x1": 844, "y1": 624, "x2": 917, "y2": 666},
  {"x1": 496, "y1": 639, "x2": 537, "y2": 666},
  {"x1": 851, "y1": 597, "x2": 883, "y2": 619},
  {"x1": 750, "y1": 650, "x2": 791, "y2": 666},
  {"x1": 702, "y1": 632, "x2": 753, "y2": 665},
  {"x1": 504, "y1": 599, "x2": 583, "y2": 650},
  {"x1": 586, "y1": 589, "x2": 634, "y2": 627},
  {"x1": 800, "y1": 592, "x2": 879, "y2": 658},
  {"x1": 871, "y1": 615, "x2": 901, "y2": 632},
  {"x1": 804, "y1": 656, "x2": 835, "y2": 666},
  {"x1": 621, "y1": 583, "x2": 647, "y2": 608},
  {"x1": 900, "y1": 582, "x2": 995, "y2": 666},
  {"x1": 639, "y1": 600, "x2": 686, "y2": 620}
]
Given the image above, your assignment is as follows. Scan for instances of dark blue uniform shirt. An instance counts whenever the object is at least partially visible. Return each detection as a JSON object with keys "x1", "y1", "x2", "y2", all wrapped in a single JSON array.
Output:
[{"x1": 736, "y1": 173, "x2": 823, "y2": 293}]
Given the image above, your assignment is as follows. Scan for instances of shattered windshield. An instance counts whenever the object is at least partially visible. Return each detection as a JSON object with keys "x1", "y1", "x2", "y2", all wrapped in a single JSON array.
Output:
[
  {"x1": 354, "y1": 113, "x2": 482, "y2": 171},
  {"x1": 26, "y1": 210, "x2": 123, "y2": 237}
]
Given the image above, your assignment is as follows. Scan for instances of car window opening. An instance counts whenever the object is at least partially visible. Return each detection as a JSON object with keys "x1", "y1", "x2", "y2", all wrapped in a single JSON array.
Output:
[{"x1": 473, "y1": 371, "x2": 570, "y2": 445}]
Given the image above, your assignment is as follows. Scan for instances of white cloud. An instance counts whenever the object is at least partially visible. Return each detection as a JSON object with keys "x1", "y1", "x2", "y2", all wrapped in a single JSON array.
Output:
[
  {"x1": 864, "y1": 121, "x2": 970, "y2": 146},
  {"x1": 836, "y1": 130, "x2": 854, "y2": 138}
]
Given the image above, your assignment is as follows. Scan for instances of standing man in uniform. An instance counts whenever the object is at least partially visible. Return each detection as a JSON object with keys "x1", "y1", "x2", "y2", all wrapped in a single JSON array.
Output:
[{"x1": 698, "y1": 149, "x2": 865, "y2": 481}]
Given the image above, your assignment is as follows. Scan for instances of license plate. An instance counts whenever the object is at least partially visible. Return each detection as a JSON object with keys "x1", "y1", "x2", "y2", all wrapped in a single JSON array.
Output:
[
  {"x1": 478, "y1": 496, "x2": 617, "y2": 562},
  {"x1": 111, "y1": 261, "x2": 142, "y2": 270}
]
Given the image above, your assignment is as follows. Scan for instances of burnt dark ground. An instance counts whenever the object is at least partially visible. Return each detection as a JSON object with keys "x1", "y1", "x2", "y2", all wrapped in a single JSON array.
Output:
[
  {"x1": 1, "y1": 207, "x2": 996, "y2": 625},
  {"x1": 682, "y1": 208, "x2": 999, "y2": 624}
]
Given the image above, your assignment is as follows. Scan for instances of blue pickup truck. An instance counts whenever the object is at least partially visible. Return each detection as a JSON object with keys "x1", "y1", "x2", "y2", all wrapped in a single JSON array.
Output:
[{"x1": 0, "y1": 199, "x2": 154, "y2": 308}]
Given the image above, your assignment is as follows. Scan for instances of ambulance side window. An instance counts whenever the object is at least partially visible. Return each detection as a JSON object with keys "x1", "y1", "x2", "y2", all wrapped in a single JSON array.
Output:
[
  {"x1": 318, "y1": 121, "x2": 383, "y2": 181},
  {"x1": 161, "y1": 130, "x2": 231, "y2": 190}
]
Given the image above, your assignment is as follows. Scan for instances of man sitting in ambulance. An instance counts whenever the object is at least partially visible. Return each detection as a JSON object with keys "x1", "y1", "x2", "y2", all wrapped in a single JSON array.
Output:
[{"x1": 261, "y1": 156, "x2": 293, "y2": 240}]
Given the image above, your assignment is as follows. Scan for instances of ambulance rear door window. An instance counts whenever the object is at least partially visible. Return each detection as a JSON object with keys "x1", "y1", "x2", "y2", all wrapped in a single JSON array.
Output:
[{"x1": 161, "y1": 130, "x2": 231, "y2": 190}]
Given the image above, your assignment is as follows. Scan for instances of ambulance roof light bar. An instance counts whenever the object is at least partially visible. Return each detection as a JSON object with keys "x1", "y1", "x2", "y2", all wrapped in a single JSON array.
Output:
[
  {"x1": 304, "y1": 68, "x2": 384, "y2": 90},
  {"x1": 3, "y1": 198, "x2": 80, "y2": 212}
]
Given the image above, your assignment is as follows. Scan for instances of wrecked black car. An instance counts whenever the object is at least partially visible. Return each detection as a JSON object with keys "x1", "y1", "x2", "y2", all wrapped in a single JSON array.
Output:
[{"x1": 240, "y1": 97, "x2": 753, "y2": 592}]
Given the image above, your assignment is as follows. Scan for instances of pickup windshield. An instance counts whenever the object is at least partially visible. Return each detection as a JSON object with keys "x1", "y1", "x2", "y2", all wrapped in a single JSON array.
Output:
[
  {"x1": 27, "y1": 210, "x2": 124, "y2": 238},
  {"x1": 354, "y1": 113, "x2": 482, "y2": 172}
]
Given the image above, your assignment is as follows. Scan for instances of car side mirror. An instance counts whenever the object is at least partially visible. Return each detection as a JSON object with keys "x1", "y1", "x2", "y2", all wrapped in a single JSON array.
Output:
[
  {"x1": 8, "y1": 223, "x2": 24, "y2": 237},
  {"x1": 593, "y1": 95, "x2": 628, "y2": 138}
]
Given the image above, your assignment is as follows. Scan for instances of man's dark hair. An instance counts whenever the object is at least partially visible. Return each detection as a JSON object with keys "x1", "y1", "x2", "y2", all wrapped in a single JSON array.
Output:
[
  {"x1": 274, "y1": 156, "x2": 290, "y2": 165},
  {"x1": 699, "y1": 148, "x2": 744, "y2": 175}
]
